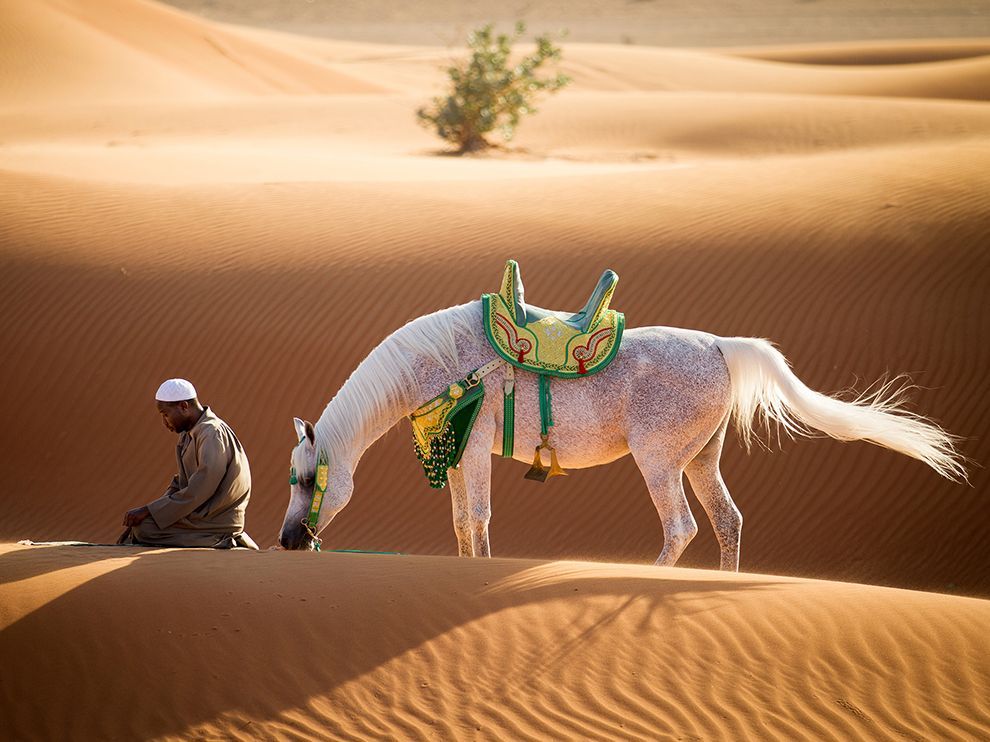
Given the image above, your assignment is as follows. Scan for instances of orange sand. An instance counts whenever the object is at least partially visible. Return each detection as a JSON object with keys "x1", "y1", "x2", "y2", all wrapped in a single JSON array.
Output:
[
  {"x1": 1, "y1": 0, "x2": 989, "y2": 737},
  {"x1": 2, "y1": 543, "x2": 989, "y2": 740}
]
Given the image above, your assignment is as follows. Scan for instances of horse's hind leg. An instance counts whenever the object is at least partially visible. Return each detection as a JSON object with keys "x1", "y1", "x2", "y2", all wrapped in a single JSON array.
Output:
[
  {"x1": 630, "y1": 448, "x2": 698, "y2": 567},
  {"x1": 684, "y1": 413, "x2": 742, "y2": 571}
]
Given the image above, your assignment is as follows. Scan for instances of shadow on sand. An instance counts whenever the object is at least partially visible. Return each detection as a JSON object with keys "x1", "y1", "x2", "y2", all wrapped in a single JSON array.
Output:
[{"x1": 0, "y1": 544, "x2": 780, "y2": 738}]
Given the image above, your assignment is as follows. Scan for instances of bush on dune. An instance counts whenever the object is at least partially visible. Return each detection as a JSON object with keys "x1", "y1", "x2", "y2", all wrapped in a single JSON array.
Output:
[{"x1": 417, "y1": 22, "x2": 571, "y2": 154}]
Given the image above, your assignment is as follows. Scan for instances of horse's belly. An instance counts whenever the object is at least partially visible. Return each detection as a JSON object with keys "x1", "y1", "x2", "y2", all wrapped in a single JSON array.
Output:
[{"x1": 493, "y1": 370, "x2": 631, "y2": 469}]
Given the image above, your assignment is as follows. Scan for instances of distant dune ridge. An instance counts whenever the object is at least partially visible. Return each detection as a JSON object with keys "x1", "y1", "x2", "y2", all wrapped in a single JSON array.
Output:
[
  {"x1": 1, "y1": 0, "x2": 989, "y2": 737},
  {"x1": 158, "y1": 0, "x2": 990, "y2": 47}
]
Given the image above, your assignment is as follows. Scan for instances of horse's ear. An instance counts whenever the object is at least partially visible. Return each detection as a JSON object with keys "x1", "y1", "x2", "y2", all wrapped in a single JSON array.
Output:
[
  {"x1": 292, "y1": 417, "x2": 307, "y2": 442},
  {"x1": 304, "y1": 420, "x2": 316, "y2": 446}
]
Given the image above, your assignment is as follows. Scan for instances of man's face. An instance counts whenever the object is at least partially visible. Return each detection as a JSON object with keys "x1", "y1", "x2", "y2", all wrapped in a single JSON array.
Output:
[{"x1": 157, "y1": 400, "x2": 190, "y2": 433}]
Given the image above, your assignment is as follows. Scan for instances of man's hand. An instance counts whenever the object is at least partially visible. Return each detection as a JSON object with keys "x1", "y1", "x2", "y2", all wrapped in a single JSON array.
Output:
[{"x1": 123, "y1": 506, "x2": 151, "y2": 528}]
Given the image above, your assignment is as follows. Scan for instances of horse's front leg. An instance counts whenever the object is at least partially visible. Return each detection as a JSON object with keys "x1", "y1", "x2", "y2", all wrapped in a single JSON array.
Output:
[
  {"x1": 447, "y1": 468, "x2": 475, "y2": 557},
  {"x1": 448, "y1": 415, "x2": 495, "y2": 557}
]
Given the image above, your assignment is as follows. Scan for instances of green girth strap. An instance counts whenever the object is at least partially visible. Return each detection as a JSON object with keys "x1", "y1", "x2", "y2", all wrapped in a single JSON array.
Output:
[
  {"x1": 538, "y1": 373, "x2": 554, "y2": 436},
  {"x1": 500, "y1": 371, "x2": 552, "y2": 457},
  {"x1": 500, "y1": 364, "x2": 516, "y2": 458}
]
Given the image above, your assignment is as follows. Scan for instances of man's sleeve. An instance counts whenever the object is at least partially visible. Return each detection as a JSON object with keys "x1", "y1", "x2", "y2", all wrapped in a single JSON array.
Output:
[
  {"x1": 162, "y1": 475, "x2": 180, "y2": 499},
  {"x1": 147, "y1": 429, "x2": 230, "y2": 529}
]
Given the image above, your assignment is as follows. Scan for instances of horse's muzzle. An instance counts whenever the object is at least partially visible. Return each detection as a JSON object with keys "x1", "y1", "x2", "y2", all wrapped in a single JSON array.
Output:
[{"x1": 277, "y1": 523, "x2": 316, "y2": 551}]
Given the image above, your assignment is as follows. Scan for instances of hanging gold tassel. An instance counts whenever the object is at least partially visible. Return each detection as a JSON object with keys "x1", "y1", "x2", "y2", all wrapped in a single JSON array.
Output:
[{"x1": 525, "y1": 434, "x2": 567, "y2": 482}]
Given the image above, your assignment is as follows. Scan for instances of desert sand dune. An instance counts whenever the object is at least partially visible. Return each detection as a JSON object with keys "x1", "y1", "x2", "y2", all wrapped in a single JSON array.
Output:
[
  {"x1": 2, "y1": 543, "x2": 989, "y2": 740},
  {"x1": 0, "y1": 0, "x2": 385, "y2": 103},
  {"x1": 1, "y1": 0, "x2": 989, "y2": 737},
  {"x1": 6, "y1": 1, "x2": 990, "y2": 105},
  {"x1": 1, "y1": 131, "x2": 987, "y2": 593},
  {"x1": 723, "y1": 37, "x2": 990, "y2": 65},
  {"x1": 557, "y1": 45, "x2": 990, "y2": 101},
  {"x1": 225, "y1": 27, "x2": 990, "y2": 101}
]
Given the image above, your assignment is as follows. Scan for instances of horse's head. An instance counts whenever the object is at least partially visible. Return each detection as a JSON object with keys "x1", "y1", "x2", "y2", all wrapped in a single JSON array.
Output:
[{"x1": 278, "y1": 417, "x2": 353, "y2": 550}]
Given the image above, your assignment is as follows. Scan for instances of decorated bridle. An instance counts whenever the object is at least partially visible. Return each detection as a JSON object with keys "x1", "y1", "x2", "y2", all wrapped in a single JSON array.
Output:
[{"x1": 290, "y1": 438, "x2": 329, "y2": 552}]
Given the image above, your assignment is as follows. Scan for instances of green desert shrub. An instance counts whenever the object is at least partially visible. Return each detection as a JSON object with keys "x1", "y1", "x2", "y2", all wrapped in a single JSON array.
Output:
[{"x1": 417, "y1": 22, "x2": 570, "y2": 153}]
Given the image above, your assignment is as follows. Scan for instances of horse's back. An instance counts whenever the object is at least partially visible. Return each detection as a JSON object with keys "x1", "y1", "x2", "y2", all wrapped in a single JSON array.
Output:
[
  {"x1": 617, "y1": 325, "x2": 729, "y2": 392},
  {"x1": 612, "y1": 326, "x2": 733, "y2": 463},
  {"x1": 501, "y1": 325, "x2": 732, "y2": 469}
]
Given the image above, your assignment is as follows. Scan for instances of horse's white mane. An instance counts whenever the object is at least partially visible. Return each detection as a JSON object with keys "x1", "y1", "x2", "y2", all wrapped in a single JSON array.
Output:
[{"x1": 313, "y1": 300, "x2": 481, "y2": 458}]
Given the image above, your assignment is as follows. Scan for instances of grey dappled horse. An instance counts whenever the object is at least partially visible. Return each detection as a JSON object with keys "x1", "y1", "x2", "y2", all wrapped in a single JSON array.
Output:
[{"x1": 278, "y1": 300, "x2": 964, "y2": 568}]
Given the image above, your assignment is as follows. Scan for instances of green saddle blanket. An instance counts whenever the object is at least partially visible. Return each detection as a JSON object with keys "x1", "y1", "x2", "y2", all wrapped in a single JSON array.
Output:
[{"x1": 482, "y1": 260, "x2": 624, "y2": 378}]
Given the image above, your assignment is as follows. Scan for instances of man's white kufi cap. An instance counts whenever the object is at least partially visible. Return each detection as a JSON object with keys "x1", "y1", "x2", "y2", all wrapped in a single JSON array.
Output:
[{"x1": 155, "y1": 378, "x2": 197, "y2": 402}]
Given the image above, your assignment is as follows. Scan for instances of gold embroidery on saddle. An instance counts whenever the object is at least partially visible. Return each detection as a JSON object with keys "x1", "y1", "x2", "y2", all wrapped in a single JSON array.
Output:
[{"x1": 482, "y1": 260, "x2": 624, "y2": 378}]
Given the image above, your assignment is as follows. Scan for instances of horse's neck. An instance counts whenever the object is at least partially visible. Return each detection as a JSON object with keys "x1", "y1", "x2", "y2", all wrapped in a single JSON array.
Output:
[
  {"x1": 415, "y1": 324, "x2": 494, "y2": 403},
  {"x1": 320, "y1": 392, "x2": 411, "y2": 472},
  {"x1": 317, "y1": 303, "x2": 491, "y2": 471}
]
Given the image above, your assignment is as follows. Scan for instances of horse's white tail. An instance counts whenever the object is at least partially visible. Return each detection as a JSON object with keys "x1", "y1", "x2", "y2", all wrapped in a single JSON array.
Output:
[{"x1": 715, "y1": 337, "x2": 967, "y2": 481}]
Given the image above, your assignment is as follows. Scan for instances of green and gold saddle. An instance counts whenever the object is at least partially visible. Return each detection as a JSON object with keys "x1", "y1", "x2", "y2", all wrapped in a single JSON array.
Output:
[
  {"x1": 482, "y1": 260, "x2": 624, "y2": 378},
  {"x1": 483, "y1": 260, "x2": 624, "y2": 481},
  {"x1": 408, "y1": 261, "x2": 626, "y2": 489}
]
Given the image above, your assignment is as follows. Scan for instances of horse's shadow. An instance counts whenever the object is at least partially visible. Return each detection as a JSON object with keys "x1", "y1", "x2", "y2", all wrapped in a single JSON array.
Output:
[{"x1": 0, "y1": 545, "x2": 780, "y2": 739}]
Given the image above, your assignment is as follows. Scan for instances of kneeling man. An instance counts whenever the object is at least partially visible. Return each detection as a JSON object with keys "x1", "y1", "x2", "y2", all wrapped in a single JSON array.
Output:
[{"x1": 119, "y1": 378, "x2": 257, "y2": 549}]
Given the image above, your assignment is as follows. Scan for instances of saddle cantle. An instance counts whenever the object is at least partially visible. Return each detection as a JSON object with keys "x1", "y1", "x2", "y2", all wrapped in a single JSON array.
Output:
[{"x1": 482, "y1": 259, "x2": 624, "y2": 378}]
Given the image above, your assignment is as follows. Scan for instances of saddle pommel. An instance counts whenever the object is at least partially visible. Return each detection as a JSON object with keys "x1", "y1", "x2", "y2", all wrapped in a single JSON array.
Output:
[{"x1": 498, "y1": 259, "x2": 618, "y2": 333}]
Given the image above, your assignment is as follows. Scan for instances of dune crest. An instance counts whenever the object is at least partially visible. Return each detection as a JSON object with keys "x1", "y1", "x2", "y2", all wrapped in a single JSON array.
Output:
[
  {"x1": 2, "y1": 544, "x2": 989, "y2": 740},
  {"x1": 722, "y1": 38, "x2": 990, "y2": 65},
  {"x1": 0, "y1": 0, "x2": 386, "y2": 103}
]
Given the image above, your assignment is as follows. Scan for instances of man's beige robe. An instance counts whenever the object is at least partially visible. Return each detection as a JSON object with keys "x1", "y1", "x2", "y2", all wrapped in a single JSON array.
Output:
[{"x1": 130, "y1": 407, "x2": 252, "y2": 547}]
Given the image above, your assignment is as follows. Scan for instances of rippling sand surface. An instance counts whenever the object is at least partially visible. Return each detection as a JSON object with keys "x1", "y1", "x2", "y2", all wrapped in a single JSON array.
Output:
[{"x1": 1, "y1": 0, "x2": 988, "y2": 738}]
